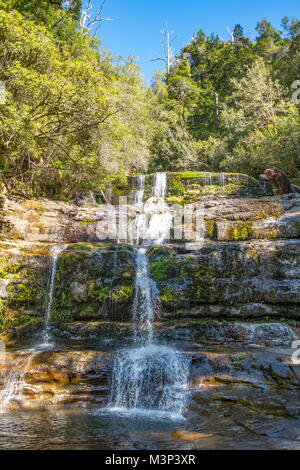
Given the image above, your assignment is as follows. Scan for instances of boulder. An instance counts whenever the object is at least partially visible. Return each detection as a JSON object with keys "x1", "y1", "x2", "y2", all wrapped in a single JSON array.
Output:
[{"x1": 263, "y1": 168, "x2": 291, "y2": 195}]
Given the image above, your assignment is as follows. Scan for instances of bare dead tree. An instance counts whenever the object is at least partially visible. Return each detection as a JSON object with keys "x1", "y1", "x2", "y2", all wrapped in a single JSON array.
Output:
[
  {"x1": 150, "y1": 23, "x2": 176, "y2": 73},
  {"x1": 226, "y1": 26, "x2": 234, "y2": 43},
  {"x1": 80, "y1": 0, "x2": 114, "y2": 35}
]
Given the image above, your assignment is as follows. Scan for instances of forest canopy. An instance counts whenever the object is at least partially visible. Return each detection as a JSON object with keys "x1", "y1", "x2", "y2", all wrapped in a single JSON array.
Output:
[{"x1": 0, "y1": 1, "x2": 299, "y2": 199}]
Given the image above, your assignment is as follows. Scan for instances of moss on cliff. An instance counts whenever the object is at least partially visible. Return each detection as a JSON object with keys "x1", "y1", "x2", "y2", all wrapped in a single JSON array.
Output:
[{"x1": 52, "y1": 244, "x2": 135, "y2": 324}]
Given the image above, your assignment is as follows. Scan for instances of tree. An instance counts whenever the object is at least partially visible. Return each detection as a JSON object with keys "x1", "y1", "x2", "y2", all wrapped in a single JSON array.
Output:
[
  {"x1": 220, "y1": 58, "x2": 300, "y2": 176},
  {"x1": 150, "y1": 23, "x2": 176, "y2": 73},
  {"x1": 80, "y1": 0, "x2": 114, "y2": 35},
  {"x1": 0, "y1": 9, "x2": 151, "y2": 198}
]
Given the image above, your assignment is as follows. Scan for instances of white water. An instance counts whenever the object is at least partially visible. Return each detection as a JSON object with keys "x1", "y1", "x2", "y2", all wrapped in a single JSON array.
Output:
[
  {"x1": 134, "y1": 175, "x2": 145, "y2": 206},
  {"x1": 0, "y1": 352, "x2": 36, "y2": 413},
  {"x1": 130, "y1": 173, "x2": 172, "y2": 246},
  {"x1": 0, "y1": 245, "x2": 67, "y2": 413},
  {"x1": 132, "y1": 248, "x2": 159, "y2": 344},
  {"x1": 109, "y1": 344, "x2": 189, "y2": 417},
  {"x1": 109, "y1": 173, "x2": 190, "y2": 419},
  {"x1": 130, "y1": 176, "x2": 147, "y2": 245},
  {"x1": 42, "y1": 245, "x2": 67, "y2": 347}
]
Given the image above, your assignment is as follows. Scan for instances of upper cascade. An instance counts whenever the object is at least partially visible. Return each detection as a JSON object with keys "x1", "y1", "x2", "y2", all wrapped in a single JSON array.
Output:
[{"x1": 130, "y1": 172, "x2": 172, "y2": 247}]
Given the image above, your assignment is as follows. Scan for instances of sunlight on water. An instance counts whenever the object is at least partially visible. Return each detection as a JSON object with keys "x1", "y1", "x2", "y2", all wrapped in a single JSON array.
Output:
[{"x1": 108, "y1": 173, "x2": 190, "y2": 419}]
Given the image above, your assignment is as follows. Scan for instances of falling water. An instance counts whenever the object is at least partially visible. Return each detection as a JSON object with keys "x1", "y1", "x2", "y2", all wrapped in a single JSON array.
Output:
[
  {"x1": 131, "y1": 248, "x2": 159, "y2": 344},
  {"x1": 134, "y1": 175, "x2": 145, "y2": 206},
  {"x1": 219, "y1": 173, "x2": 227, "y2": 194},
  {"x1": 152, "y1": 172, "x2": 167, "y2": 199},
  {"x1": 0, "y1": 245, "x2": 67, "y2": 412},
  {"x1": 109, "y1": 172, "x2": 190, "y2": 419},
  {"x1": 42, "y1": 245, "x2": 67, "y2": 346},
  {"x1": 131, "y1": 176, "x2": 147, "y2": 246},
  {"x1": 0, "y1": 352, "x2": 36, "y2": 413}
]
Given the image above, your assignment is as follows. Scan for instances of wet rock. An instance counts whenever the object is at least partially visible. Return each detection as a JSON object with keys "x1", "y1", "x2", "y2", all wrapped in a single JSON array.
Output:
[
  {"x1": 268, "y1": 364, "x2": 296, "y2": 385},
  {"x1": 70, "y1": 282, "x2": 87, "y2": 302},
  {"x1": 264, "y1": 168, "x2": 291, "y2": 195},
  {"x1": 150, "y1": 240, "x2": 300, "y2": 318},
  {"x1": 159, "y1": 321, "x2": 298, "y2": 348},
  {"x1": 171, "y1": 430, "x2": 212, "y2": 441}
]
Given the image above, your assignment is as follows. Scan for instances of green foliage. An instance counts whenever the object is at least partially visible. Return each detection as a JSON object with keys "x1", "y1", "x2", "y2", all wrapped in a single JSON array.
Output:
[
  {"x1": 0, "y1": 4, "x2": 299, "y2": 193},
  {"x1": 0, "y1": 299, "x2": 40, "y2": 330},
  {"x1": 0, "y1": 257, "x2": 22, "y2": 278},
  {"x1": 0, "y1": 6, "x2": 151, "y2": 199},
  {"x1": 150, "y1": 20, "x2": 300, "y2": 178}
]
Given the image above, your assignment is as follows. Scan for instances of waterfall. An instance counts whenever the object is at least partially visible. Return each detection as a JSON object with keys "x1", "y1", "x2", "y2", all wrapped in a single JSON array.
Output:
[
  {"x1": 0, "y1": 352, "x2": 36, "y2": 413},
  {"x1": 0, "y1": 245, "x2": 67, "y2": 412},
  {"x1": 130, "y1": 173, "x2": 172, "y2": 246},
  {"x1": 134, "y1": 175, "x2": 145, "y2": 205},
  {"x1": 132, "y1": 248, "x2": 158, "y2": 345},
  {"x1": 42, "y1": 245, "x2": 67, "y2": 346},
  {"x1": 130, "y1": 176, "x2": 147, "y2": 246},
  {"x1": 108, "y1": 172, "x2": 190, "y2": 419},
  {"x1": 152, "y1": 172, "x2": 167, "y2": 198},
  {"x1": 219, "y1": 173, "x2": 227, "y2": 194}
]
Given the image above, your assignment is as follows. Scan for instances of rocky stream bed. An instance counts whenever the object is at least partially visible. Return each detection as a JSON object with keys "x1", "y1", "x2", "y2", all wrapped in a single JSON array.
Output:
[{"x1": 0, "y1": 171, "x2": 299, "y2": 450}]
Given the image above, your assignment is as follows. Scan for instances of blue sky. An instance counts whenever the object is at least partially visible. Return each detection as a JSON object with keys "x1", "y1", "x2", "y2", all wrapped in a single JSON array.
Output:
[{"x1": 94, "y1": 0, "x2": 299, "y2": 83}]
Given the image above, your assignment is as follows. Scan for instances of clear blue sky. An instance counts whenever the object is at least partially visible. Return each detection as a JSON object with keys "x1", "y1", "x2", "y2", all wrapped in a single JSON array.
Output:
[{"x1": 95, "y1": 0, "x2": 299, "y2": 83}]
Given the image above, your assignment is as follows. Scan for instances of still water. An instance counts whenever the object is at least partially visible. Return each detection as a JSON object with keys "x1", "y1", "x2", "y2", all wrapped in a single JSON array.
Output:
[{"x1": 0, "y1": 407, "x2": 297, "y2": 450}]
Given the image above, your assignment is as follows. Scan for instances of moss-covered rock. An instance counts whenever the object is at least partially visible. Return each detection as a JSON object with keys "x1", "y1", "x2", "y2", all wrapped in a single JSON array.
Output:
[
  {"x1": 149, "y1": 240, "x2": 300, "y2": 319},
  {"x1": 165, "y1": 172, "x2": 266, "y2": 204},
  {"x1": 52, "y1": 243, "x2": 136, "y2": 324},
  {"x1": 0, "y1": 246, "x2": 49, "y2": 330}
]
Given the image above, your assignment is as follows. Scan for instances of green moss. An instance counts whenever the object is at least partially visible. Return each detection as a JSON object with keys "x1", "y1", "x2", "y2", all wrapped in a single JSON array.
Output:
[
  {"x1": 0, "y1": 257, "x2": 23, "y2": 279},
  {"x1": 166, "y1": 196, "x2": 185, "y2": 206},
  {"x1": 205, "y1": 220, "x2": 217, "y2": 240},
  {"x1": 164, "y1": 172, "x2": 265, "y2": 202},
  {"x1": 294, "y1": 221, "x2": 300, "y2": 237},
  {"x1": 92, "y1": 282, "x2": 110, "y2": 302},
  {"x1": 51, "y1": 307, "x2": 73, "y2": 326},
  {"x1": 185, "y1": 261, "x2": 216, "y2": 304},
  {"x1": 151, "y1": 257, "x2": 170, "y2": 280},
  {"x1": 228, "y1": 222, "x2": 254, "y2": 241},
  {"x1": 112, "y1": 284, "x2": 133, "y2": 302},
  {"x1": 291, "y1": 178, "x2": 300, "y2": 187},
  {"x1": 0, "y1": 311, "x2": 41, "y2": 331},
  {"x1": 0, "y1": 297, "x2": 42, "y2": 331},
  {"x1": 79, "y1": 218, "x2": 96, "y2": 226},
  {"x1": 171, "y1": 176, "x2": 185, "y2": 195},
  {"x1": 6, "y1": 283, "x2": 38, "y2": 307},
  {"x1": 20, "y1": 200, "x2": 47, "y2": 214},
  {"x1": 149, "y1": 248, "x2": 175, "y2": 281},
  {"x1": 160, "y1": 286, "x2": 175, "y2": 305}
]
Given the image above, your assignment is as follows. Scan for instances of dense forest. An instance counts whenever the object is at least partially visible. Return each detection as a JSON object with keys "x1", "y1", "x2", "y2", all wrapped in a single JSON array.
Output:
[{"x1": 0, "y1": 0, "x2": 299, "y2": 199}]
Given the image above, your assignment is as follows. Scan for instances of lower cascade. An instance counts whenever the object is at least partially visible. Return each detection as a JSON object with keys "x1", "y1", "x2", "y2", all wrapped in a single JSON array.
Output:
[
  {"x1": 0, "y1": 353, "x2": 34, "y2": 413},
  {"x1": 42, "y1": 245, "x2": 67, "y2": 347},
  {"x1": 0, "y1": 245, "x2": 66, "y2": 412},
  {"x1": 108, "y1": 173, "x2": 190, "y2": 418}
]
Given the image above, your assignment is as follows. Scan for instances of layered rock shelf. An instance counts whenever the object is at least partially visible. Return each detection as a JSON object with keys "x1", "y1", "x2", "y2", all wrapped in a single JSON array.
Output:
[{"x1": 0, "y1": 172, "x2": 300, "y2": 337}]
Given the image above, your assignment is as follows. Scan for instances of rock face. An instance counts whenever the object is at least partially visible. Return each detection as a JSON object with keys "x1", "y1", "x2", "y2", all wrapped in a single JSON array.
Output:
[
  {"x1": 0, "y1": 244, "x2": 50, "y2": 327},
  {"x1": 0, "y1": 198, "x2": 102, "y2": 244},
  {"x1": 52, "y1": 243, "x2": 135, "y2": 322},
  {"x1": 127, "y1": 172, "x2": 267, "y2": 205},
  {"x1": 263, "y1": 168, "x2": 292, "y2": 195},
  {"x1": 149, "y1": 239, "x2": 300, "y2": 319},
  {"x1": 0, "y1": 330, "x2": 299, "y2": 419},
  {"x1": 0, "y1": 171, "x2": 299, "y2": 328},
  {"x1": 2, "y1": 238, "x2": 300, "y2": 326},
  {"x1": 1, "y1": 194, "x2": 300, "y2": 244}
]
